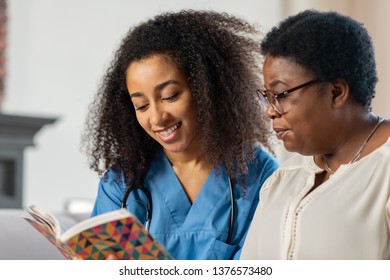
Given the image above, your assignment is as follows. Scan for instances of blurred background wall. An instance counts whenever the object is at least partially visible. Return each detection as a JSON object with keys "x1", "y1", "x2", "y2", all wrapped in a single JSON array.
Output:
[{"x1": 1, "y1": 0, "x2": 388, "y2": 212}]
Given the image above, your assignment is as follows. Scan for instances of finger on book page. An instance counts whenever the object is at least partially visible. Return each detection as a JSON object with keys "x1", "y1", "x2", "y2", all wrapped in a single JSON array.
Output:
[{"x1": 106, "y1": 253, "x2": 119, "y2": 260}]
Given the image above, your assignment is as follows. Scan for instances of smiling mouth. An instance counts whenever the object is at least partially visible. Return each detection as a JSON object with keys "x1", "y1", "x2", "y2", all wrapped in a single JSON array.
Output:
[{"x1": 156, "y1": 122, "x2": 181, "y2": 137}]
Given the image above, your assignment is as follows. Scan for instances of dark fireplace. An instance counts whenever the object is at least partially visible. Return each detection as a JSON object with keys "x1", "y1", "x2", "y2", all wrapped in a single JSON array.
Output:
[{"x1": 0, "y1": 113, "x2": 57, "y2": 208}]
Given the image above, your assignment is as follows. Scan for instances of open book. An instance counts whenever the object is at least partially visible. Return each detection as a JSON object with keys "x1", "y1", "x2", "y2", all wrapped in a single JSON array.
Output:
[{"x1": 23, "y1": 205, "x2": 173, "y2": 260}]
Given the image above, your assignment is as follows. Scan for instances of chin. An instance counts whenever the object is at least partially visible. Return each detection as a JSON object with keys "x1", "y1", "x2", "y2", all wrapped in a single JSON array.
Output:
[
  {"x1": 163, "y1": 144, "x2": 189, "y2": 154},
  {"x1": 283, "y1": 142, "x2": 302, "y2": 155},
  {"x1": 285, "y1": 144, "x2": 314, "y2": 156}
]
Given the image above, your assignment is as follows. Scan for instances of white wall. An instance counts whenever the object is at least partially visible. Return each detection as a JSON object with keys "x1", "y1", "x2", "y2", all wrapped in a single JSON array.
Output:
[{"x1": 4, "y1": 0, "x2": 283, "y2": 212}]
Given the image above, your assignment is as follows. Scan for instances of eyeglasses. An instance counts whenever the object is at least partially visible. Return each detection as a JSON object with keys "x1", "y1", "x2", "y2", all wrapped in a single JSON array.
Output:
[{"x1": 257, "y1": 79, "x2": 320, "y2": 114}]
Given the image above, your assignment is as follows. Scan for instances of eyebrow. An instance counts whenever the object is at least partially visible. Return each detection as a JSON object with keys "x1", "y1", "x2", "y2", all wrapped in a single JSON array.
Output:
[
  {"x1": 129, "y1": 80, "x2": 180, "y2": 98},
  {"x1": 267, "y1": 80, "x2": 287, "y2": 89}
]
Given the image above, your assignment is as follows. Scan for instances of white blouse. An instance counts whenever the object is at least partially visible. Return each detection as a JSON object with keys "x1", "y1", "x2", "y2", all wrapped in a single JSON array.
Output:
[{"x1": 241, "y1": 137, "x2": 390, "y2": 260}]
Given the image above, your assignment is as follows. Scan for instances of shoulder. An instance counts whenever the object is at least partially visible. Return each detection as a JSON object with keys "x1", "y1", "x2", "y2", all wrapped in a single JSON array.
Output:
[
  {"x1": 242, "y1": 146, "x2": 280, "y2": 189},
  {"x1": 379, "y1": 118, "x2": 390, "y2": 137},
  {"x1": 368, "y1": 118, "x2": 390, "y2": 156},
  {"x1": 259, "y1": 153, "x2": 309, "y2": 193},
  {"x1": 98, "y1": 168, "x2": 127, "y2": 195},
  {"x1": 101, "y1": 167, "x2": 124, "y2": 184},
  {"x1": 266, "y1": 153, "x2": 314, "y2": 179},
  {"x1": 251, "y1": 146, "x2": 280, "y2": 173},
  {"x1": 278, "y1": 153, "x2": 306, "y2": 169},
  {"x1": 91, "y1": 168, "x2": 127, "y2": 216},
  {"x1": 383, "y1": 136, "x2": 390, "y2": 154}
]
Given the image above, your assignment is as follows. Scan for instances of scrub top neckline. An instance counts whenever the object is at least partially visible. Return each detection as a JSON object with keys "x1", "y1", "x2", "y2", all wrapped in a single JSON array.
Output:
[{"x1": 148, "y1": 151, "x2": 230, "y2": 231}]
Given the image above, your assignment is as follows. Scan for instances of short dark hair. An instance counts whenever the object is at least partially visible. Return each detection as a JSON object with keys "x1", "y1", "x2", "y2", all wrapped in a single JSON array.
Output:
[
  {"x1": 82, "y1": 10, "x2": 273, "y2": 189},
  {"x1": 261, "y1": 10, "x2": 377, "y2": 110}
]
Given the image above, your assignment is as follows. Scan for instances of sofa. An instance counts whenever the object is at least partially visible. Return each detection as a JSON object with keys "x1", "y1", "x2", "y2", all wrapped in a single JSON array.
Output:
[{"x1": 0, "y1": 209, "x2": 89, "y2": 260}]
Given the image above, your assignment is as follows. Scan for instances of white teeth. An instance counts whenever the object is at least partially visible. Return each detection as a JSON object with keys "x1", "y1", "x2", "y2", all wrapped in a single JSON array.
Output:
[{"x1": 158, "y1": 123, "x2": 179, "y2": 137}]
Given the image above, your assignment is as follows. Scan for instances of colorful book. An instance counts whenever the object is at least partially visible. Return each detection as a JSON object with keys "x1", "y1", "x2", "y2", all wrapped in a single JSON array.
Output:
[{"x1": 23, "y1": 205, "x2": 173, "y2": 260}]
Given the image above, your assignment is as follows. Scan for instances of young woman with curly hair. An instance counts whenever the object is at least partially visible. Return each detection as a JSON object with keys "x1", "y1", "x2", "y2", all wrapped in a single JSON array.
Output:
[{"x1": 82, "y1": 10, "x2": 279, "y2": 260}]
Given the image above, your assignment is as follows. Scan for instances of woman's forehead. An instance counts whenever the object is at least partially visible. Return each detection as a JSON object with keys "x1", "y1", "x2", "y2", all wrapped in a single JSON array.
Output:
[{"x1": 263, "y1": 56, "x2": 312, "y2": 85}]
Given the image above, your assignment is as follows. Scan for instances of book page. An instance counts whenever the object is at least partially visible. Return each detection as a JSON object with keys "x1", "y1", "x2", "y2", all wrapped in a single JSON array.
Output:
[
  {"x1": 27, "y1": 204, "x2": 62, "y2": 237},
  {"x1": 24, "y1": 206, "x2": 173, "y2": 260}
]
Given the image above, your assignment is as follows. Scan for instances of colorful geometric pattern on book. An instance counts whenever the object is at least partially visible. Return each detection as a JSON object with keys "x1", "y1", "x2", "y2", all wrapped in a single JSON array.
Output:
[{"x1": 66, "y1": 216, "x2": 172, "y2": 260}]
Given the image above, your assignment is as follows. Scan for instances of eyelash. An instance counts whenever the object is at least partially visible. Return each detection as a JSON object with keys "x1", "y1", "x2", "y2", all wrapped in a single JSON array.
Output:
[
  {"x1": 135, "y1": 92, "x2": 180, "y2": 111},
  {"x1": 162, "y1": 92, "x2": 179, "y2": 101},
  {"x1": 135, "y1": 104, "x2": 148, "y2": 111}
]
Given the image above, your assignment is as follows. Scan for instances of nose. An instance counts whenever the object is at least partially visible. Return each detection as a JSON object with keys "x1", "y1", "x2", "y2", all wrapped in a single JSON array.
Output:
[
  {"x1": 265, "y1": 104, "x2": 281, "y2": 119},
  {"x1": 150, "y1": 103, "x2": 168, "y2": 126}
]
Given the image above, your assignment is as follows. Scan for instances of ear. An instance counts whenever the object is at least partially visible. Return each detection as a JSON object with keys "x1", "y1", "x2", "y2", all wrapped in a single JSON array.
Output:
[{"x1": 330, "y1": 79, "x2": 349, "y2": 108}]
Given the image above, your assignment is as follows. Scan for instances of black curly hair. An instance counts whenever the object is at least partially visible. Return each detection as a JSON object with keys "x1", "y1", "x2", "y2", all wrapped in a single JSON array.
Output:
[
  {"x1": 82, "y1": 9, "x2": 273, "y2": 189},
  {"x1": 261, "y1": 10, "x2": 378, "y2": 111}
]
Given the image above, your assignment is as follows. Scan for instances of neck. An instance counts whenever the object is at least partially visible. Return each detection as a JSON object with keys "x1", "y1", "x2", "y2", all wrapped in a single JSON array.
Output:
[
  {"x1": 164, "y1": 139, "x2": 211, "y2": 171},
  {"x1": 317, "y1": 111, "x2": 381, "y2": 173},
  {"x1": 163, "y1": 140, "x2": 213, "y2": 204}
]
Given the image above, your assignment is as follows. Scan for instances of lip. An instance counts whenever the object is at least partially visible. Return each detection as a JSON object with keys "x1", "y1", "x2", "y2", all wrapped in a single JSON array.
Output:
[
  {"x1": 154, "y1": 122, "x2": 181, "y2": 143},
  {"x1": 273, "y1": 127, "x2": 289, "y2": 140}
]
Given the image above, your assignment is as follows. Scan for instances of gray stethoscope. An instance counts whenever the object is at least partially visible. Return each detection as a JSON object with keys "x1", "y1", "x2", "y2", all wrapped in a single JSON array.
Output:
[{"x1": 121, "y1": 178, "x2": 235, "y2": 244}]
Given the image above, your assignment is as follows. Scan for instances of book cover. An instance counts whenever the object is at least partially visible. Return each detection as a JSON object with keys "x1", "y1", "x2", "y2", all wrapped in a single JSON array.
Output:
[{"x1": 23, "y1": 205, "x2": 173, "y2": 260}]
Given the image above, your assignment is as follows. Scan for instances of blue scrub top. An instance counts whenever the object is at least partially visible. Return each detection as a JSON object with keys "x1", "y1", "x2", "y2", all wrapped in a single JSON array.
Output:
[{"x1": 91, "y1": 146, "x2": 279, "y2": 260}]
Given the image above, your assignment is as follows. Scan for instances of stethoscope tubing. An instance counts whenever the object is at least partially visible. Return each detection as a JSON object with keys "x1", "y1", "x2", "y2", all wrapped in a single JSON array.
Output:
[{"x1": 121, "y1": 185, "x2": 153, "y2": 230}]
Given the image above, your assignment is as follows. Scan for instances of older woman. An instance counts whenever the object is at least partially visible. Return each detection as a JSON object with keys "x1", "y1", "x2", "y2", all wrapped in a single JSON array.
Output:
[{"x1": 241, "y1": 10, "x2": 390, "y2": 259}]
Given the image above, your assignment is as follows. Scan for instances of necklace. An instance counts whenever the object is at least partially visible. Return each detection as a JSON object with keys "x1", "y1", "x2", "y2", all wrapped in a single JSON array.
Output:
[
  {"x1": 322, "y1": 115, "x2": 384, "y2": 174},
  {"x1": 322, "y1": 157, "x2": 335, "y2": 174}
]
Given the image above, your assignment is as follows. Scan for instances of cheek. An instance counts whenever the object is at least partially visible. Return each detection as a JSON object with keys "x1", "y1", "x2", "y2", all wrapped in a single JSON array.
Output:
[
  {"x1": 185, "y1": 109, "x2": 198, "y2": 129},
  {"x1": 291, "y1": 116, "x2": 325, "y2": 151},
  {"x1": 293, "y1": 113, "x2": 317, "y2": 133},
  {"x1": 176, "y1": 102, "x2": 196, "y2": 122},
  {"x1": 185, "y1": 104, "x2": 195, "y2": 116},
  {"x1": 285, "y1": 111, "x2": 315, "y2": 142}
]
